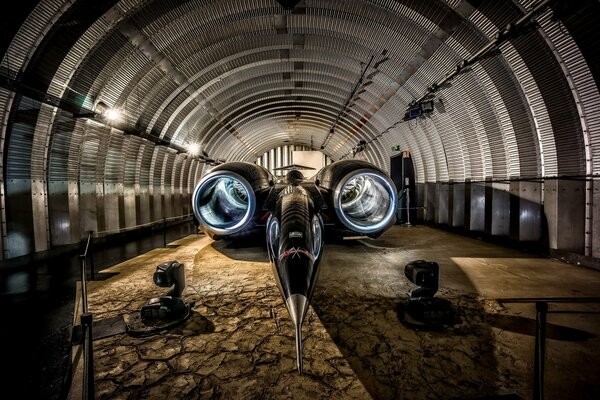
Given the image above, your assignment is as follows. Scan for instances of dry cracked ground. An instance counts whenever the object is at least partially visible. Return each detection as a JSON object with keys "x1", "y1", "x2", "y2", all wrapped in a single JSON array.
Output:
[{"x1": 86, "y1": 226, "x2": 600, "y2": 400}]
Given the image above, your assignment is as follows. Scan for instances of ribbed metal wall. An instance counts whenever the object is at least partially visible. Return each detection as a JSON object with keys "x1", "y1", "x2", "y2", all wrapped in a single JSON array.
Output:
[{"x1": 0, "y1": 0, "x2": 599, "y2": 259}]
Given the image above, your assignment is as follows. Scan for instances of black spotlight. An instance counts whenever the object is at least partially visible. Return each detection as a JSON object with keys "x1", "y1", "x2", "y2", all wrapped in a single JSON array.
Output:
[
  {"x1": 400, "y1": 260, "x2": 454, "y2": 329},
  {"x1": 140, "y1": 261, "x2": 188, "y2": 322},
  {"x1": 405, "y1": 259, "x2": 439, "y2": 298},
  {"x1": 153, "y1": 261, "x2": 186, "y2": 297}
]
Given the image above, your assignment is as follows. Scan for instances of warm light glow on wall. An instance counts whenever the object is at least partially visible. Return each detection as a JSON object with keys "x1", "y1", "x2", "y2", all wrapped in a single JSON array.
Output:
[{"x1": 104, "y1": 108, "x2": 120, "y2": 121}]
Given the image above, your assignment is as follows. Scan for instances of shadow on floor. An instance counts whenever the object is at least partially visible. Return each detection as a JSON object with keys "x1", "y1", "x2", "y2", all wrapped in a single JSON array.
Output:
[
  {"x1": 212, "y1": 239, "x2": 269, "y2": 263},
  {"x1": 310, "y1": 232, "x2": 518, "y2": 399},
  {"x1": 486, "y1": 314, "x2": 596, "y2": 341}
]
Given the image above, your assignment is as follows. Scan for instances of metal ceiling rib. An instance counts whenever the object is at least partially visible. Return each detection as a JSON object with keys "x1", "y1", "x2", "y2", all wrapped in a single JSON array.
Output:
[
  {"x1": 123, "y1": 135, "x2": 143, "y2": 187},
  {"x1": 180, "y1": 157, "x2": 192, "y2": 194},
  {"x1": 88, "y1": 0, "x2": 440, "y2": 161},
  {"x1": 104, "y1": 129, "x2": 124, "y2": 184},
  {"x1": 79, "y1": 122, "x2": 103, "y2": 183},
  {"x1": 48, "y1": 111, "x2": 75, "y2": 182},
  {"x1": 172, "y1": 155, "x2": 183, "y2": 192},
  {"x1": 68, "y1": 120, "x2": 87, "y2": 181},
  {"x1": 0, "y1": 0, "x2": 71, "y2": 74},
  {"x1": 481, "y1": 0, "x2": 585, "y2": 177},
  {"x1": 149, "y1": 146, "x2": 166, "y2": 189},
  {"x1": 137, "y1": 141, "x2": 155, "y2": 189},
  {"x1": 145, "y1": 31, "x2": 421, "y2": 150},
  {"x1": 162, "y1": 151, "x2": 175, "y2": 189},
  {"x1": 538, "y1": 9, "x2": 600, "y2": 176}
]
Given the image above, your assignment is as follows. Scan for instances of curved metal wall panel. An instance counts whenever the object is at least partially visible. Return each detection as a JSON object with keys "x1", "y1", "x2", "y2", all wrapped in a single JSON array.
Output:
[
  {"x1": 0, "y1": 0, "x2": 71, "y2": 73},
  {"x1": 484, "y1": 46, "x2": 539, "y2": 178},
  {"x1": 503, "y1": 43, "x2": 553, "y2": 177},
  {"x1": 512, "y1": 34, "x2": 585, "y2": 176},
  {"x1": 544, "y1": 22, "x2": 600, "y2": 174},
  {"x1": 103, "y1": 129, "x2": 124, "y2": 233},
  {"x1": 122, "y1": 135, "x2": 140, "y2": 228},
  {"x1": 4, "y1": 98, "x2": 39, "y2": 257},
  {"x1": 532, "y1": 5, "x2": 600, "y2": 257},
  {"x1": 0, "y1": 87, "x2": 15, "y2": 258},
  {"x1": 172, "y1": 154, "x2": 184, "y2": 217},
  {"x1": 137, "y1": 141, "x2": 155, "y2": 225},
  {"x1": 180, "y1": 157, "x2": 192, "y2": 216},
  {"x1": 481, "y1": 1, "x2": 585, "y2": 176},
  {"x1": 1, "y1": 0, "x2": 599, "y2": 259},
  {"x1": 48, "y1": 111, "x2": 79, "y2": 245},
  {"x1": 149, "y1": 146, "x2": 165, "y2": 221},
  {"x1": 161, "y1": 151, "x2": 175, "y2": 218}
]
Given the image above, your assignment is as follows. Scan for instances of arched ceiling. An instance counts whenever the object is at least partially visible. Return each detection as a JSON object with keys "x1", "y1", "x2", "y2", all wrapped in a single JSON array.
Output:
[{"x1": 1, "y1": 0, "x2": 599, "y2": 181}]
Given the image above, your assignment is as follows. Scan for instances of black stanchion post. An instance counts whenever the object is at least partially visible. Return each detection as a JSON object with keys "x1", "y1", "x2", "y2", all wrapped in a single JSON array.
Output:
[
  {"x1": 405, "y1": 188, "x2": 412, "y2": 226},
  {"x1": 163, "y1": 216, "x2": 167, "y2": 247},
  {"x1": 81, "y1": 312, "x2": 95, "y2": 400},
  {"x1": 533, "y1": 301, "x2": 548, "y2": 400},
  {"x1": 88, "y1": 231, "x2": 95, "y2": 281},
  {"x1": 80, "y1": 255, "x2": 88, "y2": 313}
]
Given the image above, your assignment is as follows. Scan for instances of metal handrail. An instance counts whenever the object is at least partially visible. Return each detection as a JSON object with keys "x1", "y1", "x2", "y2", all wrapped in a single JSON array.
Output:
[
  {"x1": 79, "y1": 232, "x2": 95, "y2": 400},
  {"x1": 95, "y1": 213, "x2": 193, "y2": 236},
  {"x1": 74, "y1": 216, "x2": 196, "y2": 399},
  {"x1": 497, "y1": 297, "x2": 600, "y2": 400},
  {"x1": 80, "y1": 232, "x2": 93, "y2": 313}
]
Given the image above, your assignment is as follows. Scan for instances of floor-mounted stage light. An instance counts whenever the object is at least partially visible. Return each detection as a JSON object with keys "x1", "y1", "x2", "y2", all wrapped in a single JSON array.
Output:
[
  {"x1": 399, "y1": 260, "x2": 454, "y2": 329},
  {"x1": 126, "y1": 260, "x2": 192, "y2": 336}
]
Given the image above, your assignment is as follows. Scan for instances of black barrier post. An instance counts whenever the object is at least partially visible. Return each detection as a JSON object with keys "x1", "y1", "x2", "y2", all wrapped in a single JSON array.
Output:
[
  {"x1": 88, "y1": 231, "x2": 95, "y2": 281},
  {"x1": 533, "y1": 301, "x2": 548, "y2": 400},
  {"x1": 81, "y1": 312, "x2": 95, "y2": 400},
  {"x1": 163, "y1": 217, "x2": 167, "y2": 247}
]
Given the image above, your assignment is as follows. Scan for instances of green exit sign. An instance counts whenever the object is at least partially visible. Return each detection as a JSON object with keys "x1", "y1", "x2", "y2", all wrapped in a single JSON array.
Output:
[{"x1": 391, "y1": 145, "x2": 401, "y2": 151}]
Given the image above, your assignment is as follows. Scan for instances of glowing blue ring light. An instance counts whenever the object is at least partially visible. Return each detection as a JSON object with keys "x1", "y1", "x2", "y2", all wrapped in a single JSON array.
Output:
[
  {"x1": 192, "y1": 171, "x2": 256, "y2": 235},
  {"x1": 333, "y1": 169, "x2": 398, "y2": 234}
]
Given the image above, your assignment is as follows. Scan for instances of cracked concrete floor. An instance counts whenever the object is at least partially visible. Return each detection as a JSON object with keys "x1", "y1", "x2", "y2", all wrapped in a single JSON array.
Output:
[{"x1": 86, "y1": 225, "x2": 600, "y2": 399}]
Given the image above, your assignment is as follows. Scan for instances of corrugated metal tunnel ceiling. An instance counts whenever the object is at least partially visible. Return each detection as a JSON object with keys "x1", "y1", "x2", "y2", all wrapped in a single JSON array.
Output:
[{"x1": 1, "y1": 0, "x2": 599, "y2": 258}]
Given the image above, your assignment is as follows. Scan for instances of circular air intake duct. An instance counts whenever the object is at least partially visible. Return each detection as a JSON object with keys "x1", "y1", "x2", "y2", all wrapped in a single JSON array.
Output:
[
  {"x1": 333, "y1": 169, "x2": 397, "y2": 234},
  {"x1": 192, "y1": 171, "x2": 256, "y2": 235}
]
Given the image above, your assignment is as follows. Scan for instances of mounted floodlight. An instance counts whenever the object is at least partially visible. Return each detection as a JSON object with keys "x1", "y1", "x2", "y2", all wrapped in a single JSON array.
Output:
[
  {"x1": 420, "y1": 100, "x2": 434, "y2": 114},
  {"x1": 409, "y1": 106, "x2": 422, "y2": 118},
  {"x1": 186, "y1": 142, "x2": 200, "y2": 156},
  {"x1": 104, "y1": 108, "x2": 120, "y2": 121},
  {"x1": 405, "y1": 260, "x2": 439, "y2": 298},
  {"x1": 95, "y1": 101, "x2": 121, "y2": 121},
  {"x1": 95, "y1": 101, "x2": 109, "y2": 114}
]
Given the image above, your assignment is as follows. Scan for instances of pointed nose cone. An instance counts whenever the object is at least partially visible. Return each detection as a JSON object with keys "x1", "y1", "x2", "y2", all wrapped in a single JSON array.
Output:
[
  {"x1": 286, "y1": 294, "x2": 308, "y2": 374},
  {"x1": 286, "y1": 293, "x2": 309, "y2": 326}
]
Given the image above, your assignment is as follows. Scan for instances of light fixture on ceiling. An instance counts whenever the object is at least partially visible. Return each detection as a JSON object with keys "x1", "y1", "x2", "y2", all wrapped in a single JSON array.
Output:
[
  {"x1": 420, "y1": 100, "x2": 434, "y2": 113},
  {"x1": 186, "y1": 142, "x2": 200, "y2": 156},
  {"x1": 95, "y1": 101, "x2": 120, "y2": 122},
  {"x1": 104, "y1": 108, "x2": 120, "y2": 121},
  {"x1": 352, "y1": 140, "x2": 367, "y2": 158}
]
